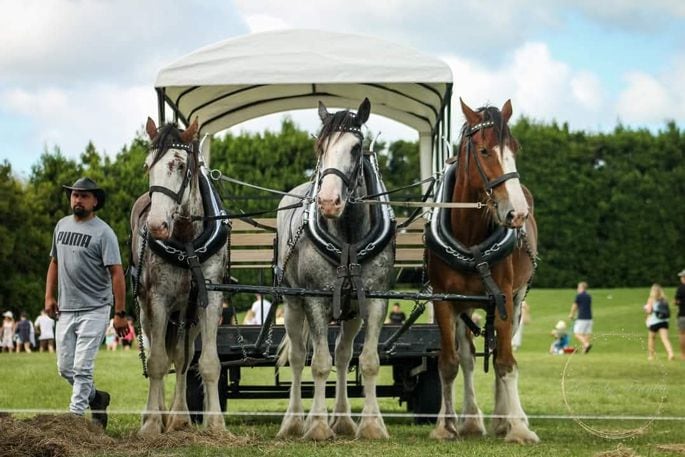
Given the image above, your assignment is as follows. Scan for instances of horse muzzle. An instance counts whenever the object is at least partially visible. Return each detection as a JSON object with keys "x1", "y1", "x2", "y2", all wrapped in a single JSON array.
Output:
[{"x1": 147, "y1": 220, "x2": 172, "y2": 240}]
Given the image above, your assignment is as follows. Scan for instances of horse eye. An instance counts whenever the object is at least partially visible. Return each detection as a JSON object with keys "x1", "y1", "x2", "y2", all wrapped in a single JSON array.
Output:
[{"x1": 479, "y1": 147, "x2": 489, "y2": 156}]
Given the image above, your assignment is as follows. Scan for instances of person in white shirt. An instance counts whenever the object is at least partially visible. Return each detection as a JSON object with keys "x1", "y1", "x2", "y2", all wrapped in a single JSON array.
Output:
[
  {"x1": 34, "y1": 309, "x2": 56, "y2": 353},
  {"x1": 244, "y1": 294, "x2": 272, "y2": 325}
]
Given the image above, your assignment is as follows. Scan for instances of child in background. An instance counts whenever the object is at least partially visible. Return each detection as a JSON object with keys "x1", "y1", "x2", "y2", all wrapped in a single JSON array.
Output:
[{"x1": 550, "y1": 320, "x2": 570, "y2": 354}]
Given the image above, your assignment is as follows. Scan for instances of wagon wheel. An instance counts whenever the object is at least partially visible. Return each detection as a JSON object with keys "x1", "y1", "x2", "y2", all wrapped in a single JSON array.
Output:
[{"x1": 410, "y1": 358, "x2": 441, "y2": 424}]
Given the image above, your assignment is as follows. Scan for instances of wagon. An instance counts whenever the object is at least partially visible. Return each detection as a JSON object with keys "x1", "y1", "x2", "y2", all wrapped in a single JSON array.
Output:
[{"x1": 151, "y1": 29, "x2": 487, "y2": 422}]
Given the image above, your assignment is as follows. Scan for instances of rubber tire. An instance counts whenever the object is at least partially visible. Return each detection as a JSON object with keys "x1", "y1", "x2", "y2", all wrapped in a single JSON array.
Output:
[{"x1": 412, "y1": 358, "x2": 441, "y2": 424}]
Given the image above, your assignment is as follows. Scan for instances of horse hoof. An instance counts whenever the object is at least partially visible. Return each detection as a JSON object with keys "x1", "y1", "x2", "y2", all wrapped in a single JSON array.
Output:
[
  {"x1": 330, "y1": 416, "x2": 357, "y2": 436},
  {"x1": 303, "y1": 420, "x2": 335, "y2": 441},
  {"x1": 205, "y1": 415, "x2": 226, "y2": 432},
  {"x1": 139, "y1": 419, "x2": 163, "y2": 436},
  {"x1": 505, "y1": 425, "x2": 539, "y2": 444},
  {"x1": 165, "y1": 415, "x2": 191, "y2": 432},
  {"x1": 357, "y1": 419, "x2": 389, "y2": 440},
  {"x1": 458, "y1": 418, "x2": 486, "y2": 437},
  {"x1": 277, "y1": 417, "x2": 305, "y2": 439},
  {"x1": 430, "y1": 424, "x2": 459, "y2": 440}
]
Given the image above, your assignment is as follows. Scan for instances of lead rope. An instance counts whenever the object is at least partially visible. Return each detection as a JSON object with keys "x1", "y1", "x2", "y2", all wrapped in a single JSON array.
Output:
[{"x1": 134, "y1": 226, "x2": 149, "y2": 378}]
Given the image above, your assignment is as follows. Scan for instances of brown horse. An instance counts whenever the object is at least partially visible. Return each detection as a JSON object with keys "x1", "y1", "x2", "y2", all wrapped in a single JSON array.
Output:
[{"x1": 427, "y1": 99, "x2": 539, "y2": 443}]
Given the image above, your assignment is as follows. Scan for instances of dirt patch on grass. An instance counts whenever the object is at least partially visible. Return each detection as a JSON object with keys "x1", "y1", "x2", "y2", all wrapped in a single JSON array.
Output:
[
  {"x1": 593, "y1": 444, "x2": 641, "y2": 457},
  {"x1": 0, "y1": 414, "x2": 250, "y2": 457},
  {"x1": 656, "y1": 444, "x2": 685, "y2": 455}
]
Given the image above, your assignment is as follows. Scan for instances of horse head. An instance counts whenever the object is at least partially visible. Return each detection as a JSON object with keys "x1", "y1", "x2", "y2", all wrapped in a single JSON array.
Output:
[
  {"x1": 144, "y1": 117, "x2": 199, "y2": 241},
  {"x1": 459, "y1": 98, "x2": 528, "y2": 228},
  {"x1": 315, "y1": 98, "x2": 370, "y2": 218}
]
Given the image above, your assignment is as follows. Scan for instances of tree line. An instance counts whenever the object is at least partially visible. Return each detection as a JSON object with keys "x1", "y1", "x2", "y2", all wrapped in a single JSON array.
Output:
[{"x1": 1, "y1": 118, "x2": 683, "y2": 318}]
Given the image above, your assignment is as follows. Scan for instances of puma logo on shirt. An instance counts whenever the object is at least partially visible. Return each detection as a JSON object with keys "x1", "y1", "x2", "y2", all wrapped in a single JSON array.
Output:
[{"x1": 56, "y1": 231, "x2": 92, "y2": 248}]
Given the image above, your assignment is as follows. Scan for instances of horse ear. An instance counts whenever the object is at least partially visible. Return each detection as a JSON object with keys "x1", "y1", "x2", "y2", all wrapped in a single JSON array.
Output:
[
  {"x1": 180, "y1": 117, "x2": 199, "y2": 143},
  {"x1": 460, "y1": 98, "x2": 480, "y2": 126},
  {"x1": 146, "y1": 117, "x2": 157, "y2": 140},
  {"x1": 318, "y1": 101, "x2": 330, "y2": 122},
  {"x1": 501, "y1": 99, "x2": 513, "y2": 124},
  {"x1": 356, "y1": 97, "x2": 371, "y2": 124}
]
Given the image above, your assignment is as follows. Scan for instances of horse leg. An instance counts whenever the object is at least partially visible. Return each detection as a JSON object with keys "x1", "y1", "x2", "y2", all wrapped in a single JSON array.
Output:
[
  {"x1": 166, "y1": 324, "x2": 200, "y2": 432},
  {"x1": 198, "y1": 292, "x2": 224, "y2": 431},
  {"x1": 492, "y1": 289, "x2": 539, "y2": 444},
  {"x1": 303, "y1": 301, "x2": 334, "y2": 441},
  {"x1": 430, "y1": 300, "x2": 460, "y2": 440},
  {"x1": 456, "y1": 316, "x2": 486, "y2": 436},
  {"x1": 277, "y1": 299, "x2": 306, "y2": 438},
  {"x1": 355, "y1": 298, "x2": 389, "y2": 440},
  {"x1": 330, "y1": 317, "x2": 362, "y2": 436},
  {"x1": 140, "y1": 296, "x2": 169, "y2": 435}
]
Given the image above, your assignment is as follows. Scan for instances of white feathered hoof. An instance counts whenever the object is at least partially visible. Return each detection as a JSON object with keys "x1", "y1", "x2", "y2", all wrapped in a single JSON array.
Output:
[
  {"x1": 330, "y1": 415, "x2": 358, "y2": 436},
  {"x1": 504, "y1": 423, "x2": 540, "y2": 444},
  {"x1": 430, "y1": 421, "x2": 459, "y2": 440},
  {"x1": 139, "y1": 416, "x2": 164, "y2": 436},
  {"x1": 165, "y1": 413, "x2": 191, "y2": 432},
  {"x1": 458, "y1": 416, "x2": 486, "y2": 437},
  {"x1": 303, "y1": 418, "x2": 335, "y2": 441},
  {"x1": 357, "y1": 417, "x2": 389, "y2": 440},
  {"x1": 276, "y1": 416, "x2": 305, "y2": 439}
]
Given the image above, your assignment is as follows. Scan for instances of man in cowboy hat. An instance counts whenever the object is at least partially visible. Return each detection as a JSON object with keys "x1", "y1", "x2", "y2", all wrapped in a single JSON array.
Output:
[{"x1": 45, "y1": 177, "x2": 128, "y2": 429}]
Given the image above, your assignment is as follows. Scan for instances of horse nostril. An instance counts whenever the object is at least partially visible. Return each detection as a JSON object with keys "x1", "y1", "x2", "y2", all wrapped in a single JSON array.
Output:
[{"x1": 334, "y1": 196, "x2": 341, "y2": 206}]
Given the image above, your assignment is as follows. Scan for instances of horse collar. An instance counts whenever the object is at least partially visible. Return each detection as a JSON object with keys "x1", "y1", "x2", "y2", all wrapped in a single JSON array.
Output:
[
  {"x1": 425, "y1": 162, "x2": 519, "y2": 273},
  {"x1": 305, "y1": 154, "x2": 395, "y2": 266}
]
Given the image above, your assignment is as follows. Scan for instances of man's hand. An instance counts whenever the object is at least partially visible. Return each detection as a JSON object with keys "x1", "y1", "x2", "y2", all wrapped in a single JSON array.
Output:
[
  {"x1": 45, "y1": 298, "x2": 58, "y2": 319},
  {"x1": 113, "y1": 315, "x2": 129, "y2": 338}
]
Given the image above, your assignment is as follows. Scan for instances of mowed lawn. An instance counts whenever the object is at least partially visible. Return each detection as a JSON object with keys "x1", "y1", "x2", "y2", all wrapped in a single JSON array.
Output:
[{"x1": 1, "y1": 287, "x2": 684, "y2": 456}]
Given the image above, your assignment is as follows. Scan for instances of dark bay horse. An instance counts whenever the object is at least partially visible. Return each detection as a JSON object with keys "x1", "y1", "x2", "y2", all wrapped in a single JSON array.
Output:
[
  {"x1": 427, "y1": 99, "x2": 539, "y2": 443},
  {"x1": 276, "y1": 98, "x2": 395, "y2": 440},
  {"x1": 130, "y1": 118, "x2": 228, "y2": 434}
]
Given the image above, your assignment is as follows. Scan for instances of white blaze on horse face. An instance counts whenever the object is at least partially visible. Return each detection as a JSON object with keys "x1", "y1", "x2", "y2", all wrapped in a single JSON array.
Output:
[
  {"x1": 494, "y1": 144, "x2": 529, "y2": 227},
  {"x1": 147, "y1": 149, "x2": 187, "y2": 240},
  {"x1": 318, "y1": 133, "x2": 359, "y2": 218}
]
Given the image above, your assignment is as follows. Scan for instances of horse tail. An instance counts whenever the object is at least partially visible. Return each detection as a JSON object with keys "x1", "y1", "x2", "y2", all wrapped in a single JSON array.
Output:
[{"x1": 276, "y1": 318, "x2": 310, "y2": 368}]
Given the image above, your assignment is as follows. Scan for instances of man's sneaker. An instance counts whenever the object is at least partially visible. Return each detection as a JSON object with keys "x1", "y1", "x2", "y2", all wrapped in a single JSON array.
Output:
[{"x1": 89, "y1": 390, "x2": 110, "y2": 430}]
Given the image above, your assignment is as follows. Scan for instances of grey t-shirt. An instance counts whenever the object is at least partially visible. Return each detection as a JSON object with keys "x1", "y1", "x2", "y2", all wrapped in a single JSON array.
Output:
[{"x1": 50, "y1": 215, "x2": 122, "y2": 311}]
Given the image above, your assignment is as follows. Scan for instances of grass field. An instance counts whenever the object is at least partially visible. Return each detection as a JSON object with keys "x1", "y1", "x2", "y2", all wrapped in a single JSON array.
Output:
[{"x1": 1, "y1": 287, "x2": 684, "y2": 456}]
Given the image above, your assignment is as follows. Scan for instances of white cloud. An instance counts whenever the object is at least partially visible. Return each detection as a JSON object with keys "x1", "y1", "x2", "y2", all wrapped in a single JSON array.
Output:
[
  {"x1": 443, "y1": 42, "x2": 608, "y2": 131},
  {"x1": 1, "y1": 84, "x2": 156, "y2": 157},
  {"x1": 616, "y1": 69, "x2": 684, "y2": 124}
]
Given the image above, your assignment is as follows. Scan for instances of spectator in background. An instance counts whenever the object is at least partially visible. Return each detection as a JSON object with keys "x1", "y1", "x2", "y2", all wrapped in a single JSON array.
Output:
[
  {"x1": 675, "y1": 270, "x2": 685, "y2": 360},
  {"x1": 569, "y1": 281, "x2": 593, "y2": 354},
  {"x1": 105, "y1": 319, "x2": 118, "y2": 351},
  {"x1": 1, "y1": 311, "x2": 15, "y2": 352},
  {"x1": 220, "y1": 299, "x2": 237, "y2": 326},
  {"x1": 119, "y1": 316, "x2": 136, "y2": 351},
  {"x1": 15, "y1": 312, "x2": 34, "y2": 353},
  {"x1": 244, "y1": 293, "x2": 272, "y2": 325},
  {"x1": 549, "y1": 320, "x2": 570, "y2": 354},
  {"x1": 386, "y1": 302, "x2": 407, "y2": 324},
  {"x1": 35, "y1": 309, "x2": 56, "y2": 353},
  {"x1": 643, "y1": 283, "x2": 675, "y2": 361}
]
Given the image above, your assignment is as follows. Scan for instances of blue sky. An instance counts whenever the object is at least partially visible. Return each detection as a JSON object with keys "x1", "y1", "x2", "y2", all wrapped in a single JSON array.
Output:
[{"x1": 1, "y1": 0, "x2": 684, "y2": 178}]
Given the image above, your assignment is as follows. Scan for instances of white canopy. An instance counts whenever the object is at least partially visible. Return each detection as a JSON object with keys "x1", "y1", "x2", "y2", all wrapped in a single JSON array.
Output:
[{"x1": 155, "y1": 29, "x2": 453, "y2": 137}]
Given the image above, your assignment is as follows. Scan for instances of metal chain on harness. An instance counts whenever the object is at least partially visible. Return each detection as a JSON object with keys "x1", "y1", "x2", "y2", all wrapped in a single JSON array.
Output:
[{"x1": 133, "y1": 226, "x2": 149, "y2": 378}]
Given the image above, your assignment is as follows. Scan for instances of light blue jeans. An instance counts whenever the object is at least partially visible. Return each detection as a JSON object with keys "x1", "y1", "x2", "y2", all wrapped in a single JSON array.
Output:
[{"x1": 56, "y1": 306, "x2": 109, "y2": 415}]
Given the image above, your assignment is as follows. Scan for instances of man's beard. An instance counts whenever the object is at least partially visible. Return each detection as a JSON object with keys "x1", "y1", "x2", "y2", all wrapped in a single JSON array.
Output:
[{"x1": 72, "y1": 206, "x2": 91, "y2": 218}]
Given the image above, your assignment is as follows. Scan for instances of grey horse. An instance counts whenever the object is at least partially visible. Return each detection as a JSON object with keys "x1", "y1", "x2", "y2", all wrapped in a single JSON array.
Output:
[
  {"x1": 130, "y1": 118, "x2": 228, "y2": 434},
  {"x1": 276, "y1": 98, "x2": 395, "y2": 440}
]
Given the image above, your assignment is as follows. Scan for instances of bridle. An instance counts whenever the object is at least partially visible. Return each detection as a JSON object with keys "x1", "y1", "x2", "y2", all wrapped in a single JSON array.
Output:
[
  {"x1": 148, "y1": 142, "x2": 197, "y2": 205},
  {"x1": 464, "y1": 120, "x2": 520, "y2": 195},
  {"x1": 317, "y1": 126, "x2": 364, "y2": 199}
]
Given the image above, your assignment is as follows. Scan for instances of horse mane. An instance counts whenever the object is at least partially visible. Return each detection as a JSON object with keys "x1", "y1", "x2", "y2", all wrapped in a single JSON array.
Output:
[
  {"x1": 149, "y1": 123, "x2": 199, "y2": 172},
  {"x1": 316, "y1": 110, "x2": 359, "y2": 155}
]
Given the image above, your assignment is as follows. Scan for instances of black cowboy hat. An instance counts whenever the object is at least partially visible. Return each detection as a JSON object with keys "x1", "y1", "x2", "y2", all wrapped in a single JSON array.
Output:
[{"x1": 63, "y1": 177, "x2": 106, "y2": 211}]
